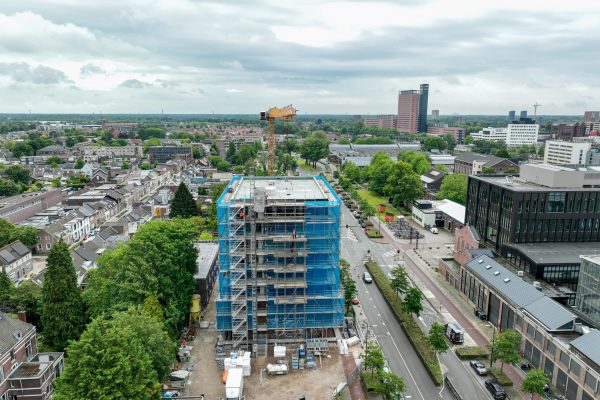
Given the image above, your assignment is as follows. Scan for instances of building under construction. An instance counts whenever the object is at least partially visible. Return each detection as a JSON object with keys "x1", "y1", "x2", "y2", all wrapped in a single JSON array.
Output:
[{"x1": 216, "y1": 176, "x2": 343, "y2": 353}]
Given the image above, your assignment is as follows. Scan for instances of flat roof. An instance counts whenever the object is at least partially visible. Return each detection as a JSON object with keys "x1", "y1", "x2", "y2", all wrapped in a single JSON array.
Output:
[
  {"x1": 504, "y1": 242, "x2": 600, "y2": 265},
  {"x1": 195, "y1": 241, "x2": 218, "y2": 279},
  {"x1": 225, "y1": 176, "x2": 338, "y2": 203}
]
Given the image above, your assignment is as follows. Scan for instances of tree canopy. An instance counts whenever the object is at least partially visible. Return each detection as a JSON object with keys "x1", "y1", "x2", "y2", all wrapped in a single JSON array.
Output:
[
  {"x1": 0, "y1": 219, "x2": 38, "y2": 247},
  {"x1": 427, "y1": 322, "x2": 449, "y2": 354},
  {"x1": 170, "y1": 182, "x2": 199, "y2": 218},
  {"x1": 402, "y1": 287, "x2": 423, "y2": 317},
  {"x1": 521, "y1": 369, "x2": 549, "y2": 400},
  {"x1": 490, "y1": 329, "x2": 522, "y2": 372},
  {"x1": 300, "y1": 131, "x2": 329, "y2": 167},
  {"x1": 436, "y1": 174, "x2": 468, "y2": 205}
]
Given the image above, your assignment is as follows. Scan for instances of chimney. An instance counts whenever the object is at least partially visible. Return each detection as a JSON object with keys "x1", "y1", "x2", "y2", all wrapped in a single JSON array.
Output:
[{"x1": 17, "y1": 310, "x2": 27, "y2": 323}]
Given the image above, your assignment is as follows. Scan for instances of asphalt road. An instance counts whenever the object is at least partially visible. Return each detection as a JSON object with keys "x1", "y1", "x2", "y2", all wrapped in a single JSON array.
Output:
[{"x1": 339, "y1": 204, "x2": 493, "y2": 400}]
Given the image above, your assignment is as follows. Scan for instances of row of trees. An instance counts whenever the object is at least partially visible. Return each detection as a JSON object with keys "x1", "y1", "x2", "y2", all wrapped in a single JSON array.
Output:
[{"x1": 366, "y1": 152, "x2": 424, "y2": 209}]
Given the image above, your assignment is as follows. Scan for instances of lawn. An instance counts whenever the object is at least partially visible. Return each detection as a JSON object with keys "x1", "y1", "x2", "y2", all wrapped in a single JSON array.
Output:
[
  {"x1": 356, "y1": 190, "x2": 404, "y2": 220},
  {"x1": 296, "y1": 158, "x2": 319, "y2": 174}
]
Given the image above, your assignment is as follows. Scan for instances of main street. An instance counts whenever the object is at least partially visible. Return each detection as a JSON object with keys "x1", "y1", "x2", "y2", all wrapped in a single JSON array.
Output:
[{"x1": 340, "y1": 204, "x2": 493, "y2": 400}]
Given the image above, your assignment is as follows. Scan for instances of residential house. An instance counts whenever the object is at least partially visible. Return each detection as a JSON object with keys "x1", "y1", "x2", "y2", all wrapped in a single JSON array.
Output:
[
  {"x1": 0, "y1": 241, "x2": 33, "y2": 284},
  {"x1": 421, "y1": 169, "x2": 447, "y2": 199},
  {"x1": 35, "y1": 145, "x2": 69, "y2": 158},
  {"x1": 0, "y1": 311, "x2": 64, "y2": 400}
]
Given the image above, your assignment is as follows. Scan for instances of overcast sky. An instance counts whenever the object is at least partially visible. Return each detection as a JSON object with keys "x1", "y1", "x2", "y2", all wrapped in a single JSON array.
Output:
[{"x1": 0, "y1": 0, "x2": 598, "y2": 115}]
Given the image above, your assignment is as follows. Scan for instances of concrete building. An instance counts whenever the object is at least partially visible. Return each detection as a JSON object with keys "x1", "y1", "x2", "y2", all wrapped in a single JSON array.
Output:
[
  {"x1": 0, "y1": 311, "x2": 64, "y2": 400},
  {"x1": 0, "y1": 190, "x2": 63, "y2": 224},
  {"x1": 426, "y1": 125, "x2": 465, "y2": 143},
  {"x1": 397, "y1": 83, "x2": 428, "y2": 133},
  {"x1": 411, "y1": 199, "x2": 465, "y2": 231},
  {"x1": 428, "y1": 154, "x2": 456, "y2": 172},
  {"x1": 508, "y1": 110, "x2": 516, "y2": 121},
  {"x1": 452, "y1": 255, "x2": 600, "y2": 400},
  {"x1": 0, "y1": 241, "x2": 32, "y2": 283},
  {"x1": 471, "y1": 124, "x2": 539, "y2": 146},
  {"x1": 148, "y1": 146, "x2": 193, "y2": 164},
  {"x1": 216, "y1": 176, "x2": 343, "y2": 353},
  {"x1": 544, "y1": 141, "x2": 593, "y2": 166},
  {"x1": 80, "y1": 145, "x2": 142, "y2": 161},
  {"x1": 584, "y1": 111, "x2": 599, "y2": 122},
  {"x1": 363, "y1": 115, "x2": 397, "y2": 130},
  {"x1": 551, "y1": 122, "x2": 586, "y2": 141},
  {"x1": 195, "y1": 241, "x2": 219, "y2": 309},
  {"x1": 576, "y1": 255, "x2": 600, "y2": 327},
  {"x1": 454, "y1": 152, "x2": 518, "y2": 176},
  {"x1": 431, "y1": 109, "x2": 439, "y2": 118}
]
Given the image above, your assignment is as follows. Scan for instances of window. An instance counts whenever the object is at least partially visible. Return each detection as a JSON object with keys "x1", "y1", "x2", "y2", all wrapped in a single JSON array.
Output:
[
  {"x1": 527, "y1": 323, "x2": 535, "y2": 337},
  {"x1": 26, "y1": 341, "x2": 33, "y2": 360},
  {"x1": 546, "y1": 341, "x2": 556, "y2": 358},
  {"x1": 547, "y1": 192, "x2": 566, "y2": 213},
  {"x1": 560, "y1": 351, "x2": 569, "y2": 366},
  {"x1": 570, "y1": 361, "x2": 580, "y2": 377},
  {"x1": 584, "y1": 371, "x2": 596, "y2": 390}
]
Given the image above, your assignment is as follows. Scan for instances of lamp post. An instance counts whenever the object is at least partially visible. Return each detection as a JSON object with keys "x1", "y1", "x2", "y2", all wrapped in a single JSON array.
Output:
[{"x1": 487, "y1": 322, "x2": 497, "y2": 369}]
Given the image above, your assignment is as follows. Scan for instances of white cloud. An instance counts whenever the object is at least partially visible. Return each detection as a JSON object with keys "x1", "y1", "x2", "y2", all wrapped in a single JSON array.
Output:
[{"x1": 226, "y1": 88, "x2": 244, "y2": 93}]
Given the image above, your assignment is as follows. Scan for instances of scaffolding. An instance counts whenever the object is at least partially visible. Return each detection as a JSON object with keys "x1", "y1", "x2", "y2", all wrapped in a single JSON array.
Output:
[{"x1": 216, "y1": 176, "x2": 344, "y2": 353}]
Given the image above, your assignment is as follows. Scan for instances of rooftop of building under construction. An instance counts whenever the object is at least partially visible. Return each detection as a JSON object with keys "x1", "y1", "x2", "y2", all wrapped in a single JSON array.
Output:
[{"x1": 221, "y1": 176, "x2": 338, "y2": 203}]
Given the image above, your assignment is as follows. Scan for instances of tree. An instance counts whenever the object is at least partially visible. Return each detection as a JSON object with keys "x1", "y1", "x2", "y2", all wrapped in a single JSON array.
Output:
[
  {"x1": 422, "y1": 136, "x2": 446, "y2": 152},
  {"x1": 121, "y1": 161, "x2": 130, "y2": 169},
  {"x1": 505, "y1": 167, "x2": 519, "y2": 174},
  {"x1": 41, "y1": 240, "x2": 86, "y2": 350},
  {"x1": 378, "y1": 371, "x2": 406, "y2": 400},
  {"x1": 384, "y1": 161, "x2": 424, "y2": 207},
  {"x1": 207, "y1": 155, "x2": 229, "y2": 171},
  {"x1": 11, "y1": 142, "x2": 34, "y2": 158},
  {"x1": 199, "y1": 231, "x2": 214, "y2": 240},
  {"x1": 363, "y1": 341, "x2": 385, "y2": 377},
  {"x1": 442, "y1": 134, "x2": 456, "y2": 151},
  {"x1": 143, "y1": 137, "x2": 162, "y2": 153},
  {"x1": 53, "y1": 315, "x2": 161, "y2": 400},
  {"x1": 434, "y1": 164, "x2": 448, "y2": 173},
  {"x1": 390, "y1": 266, "x2": 410, "y2": 298},
  {"x1": 9, "y1": 281, "x2": 43, "y2": 326},
  {"x1": 402, "y1": 287, "x2": 423, "y2": 317},
  {"x1": 343, "y1": 161, "x2": 362, "y2": 182},
  {"x1": 340, "y1": 260, "x2": 357, "y2": 314},
  {"x1": 436, "y1": 174, "x2": 468, "y2": 205},
  {"x1": 0, "y1": 267, "x2": 13, "y2": 303},
  {"x1": 46, "y1": 156, "x2": 64, "y2": 166},
  {"x1": 427, "y1": 322, "x2": 450, "y2": 354},
  {"x1": 141, "y1": 295, "x2": 165, "y2": 323},
  {"x1": 495, "y1": 148, "x2": 510, "y2": 158},
  {"x1": 233, "y1": 144, "x2": 257, "y2": 166},
  {"x1": 368, "y1": 152, "x2": 393, "y2": 195},
  {"x1": 140, "y1": 162, "x2": 152, "y2": 170},
  {"x1": 399, "y1": 151, "x2": 431, "y2": 175},
  {"x1": 0, "y1": 179, "x2": 20, "y2": 196},
  {"x1": 521, "y1": 369, "x2": 549, "y2": 400},
  {"x1": 464, "y1": 135, "x2": 474, "y2": 144},
  {"x1": 490, "y1": 329, "x2": 521, "y2": 372},
  {"x1": 0, "y1": 219, "x2": 38, "y2": 247},
  {"x1": 537, "y1": 146, "x2": 545, "y2": 157},
  {"x1": 5, "y1": 165, "x2": 31, "y2": 185},
  {"x1": 170, "y1": 182, "x2": 199, "y2": 218},
  {"x1": 300, "y1": 131, "x2": 329, "y2": 167},
  {"x1": 138, "y1": 126, "x2": 166, "y2": 140},
  {"x1": 74, "y1": 159, "x2": 85, "y2": 169},
  {"x1": 481, "y1": 166, "x2": 496, "y2": 174},
  {"x1": 226, "y1": 140, "x2": 237, "y2": 162}
]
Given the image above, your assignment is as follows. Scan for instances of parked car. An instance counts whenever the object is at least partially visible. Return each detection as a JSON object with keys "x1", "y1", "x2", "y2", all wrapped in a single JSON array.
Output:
[
  {"x1": 363, "y1": 272, "x2": 373, "y2": 283},
  {"x1": 351, "y1": 297, "x2": 360, "y2": 305},
  {"x1": 484, "y1": 380, "x2": 507, "y2": 399},
  {"x1": 469, "y1": 360, "x2": 488, "y2": 376},
  {"x1": 520, "y1": 361, "x2": 531, "y2": 370},
  {"x1": 430, "y1": 227, "x2": 439, "y2": 234}
]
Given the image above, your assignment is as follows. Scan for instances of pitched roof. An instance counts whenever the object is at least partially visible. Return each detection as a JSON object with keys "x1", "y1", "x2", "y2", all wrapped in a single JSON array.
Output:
[
  {"x1": 523, "y1": 296, "x2": 575, "y2": 331},
  {"x1": 0, "y1": 241, "x2": 30, "y2": 265},
  {"x1": 0, "y1": 312, "x2": 35, "y2": 356},
  {"x1": 570, "y1": 330, "x2": 600, "y2": 368},
  {"x1": 455, "y1": 152, "x2": 502, "y2": 164}
]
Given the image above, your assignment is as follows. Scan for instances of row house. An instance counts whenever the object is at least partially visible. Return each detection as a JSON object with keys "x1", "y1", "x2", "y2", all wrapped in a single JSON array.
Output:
[{"x1": 0, "y1": 241, "x2": 33, "y2": 284}]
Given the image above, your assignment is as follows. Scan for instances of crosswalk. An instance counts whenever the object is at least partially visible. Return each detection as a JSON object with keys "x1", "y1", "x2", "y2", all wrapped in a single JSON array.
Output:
[
  {"x1": 346, "y1": 229, "x2": 358, "y2": 242},
  {"x1": 382, "y1": 250, "x2": 398, "y2": 258}
]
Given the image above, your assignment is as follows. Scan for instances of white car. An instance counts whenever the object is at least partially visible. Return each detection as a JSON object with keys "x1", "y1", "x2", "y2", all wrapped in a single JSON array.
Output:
[{"x1": 469, "y1": 360, "x2": 488, "y2": 376}]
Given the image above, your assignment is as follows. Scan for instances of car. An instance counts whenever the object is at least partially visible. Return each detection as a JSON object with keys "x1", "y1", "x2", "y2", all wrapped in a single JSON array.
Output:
[
  {"x1": 469, "y1": 360, "x2": 488, "y2": 376},
  {"x1": 520, "y1": 361, "x2": 531, "y2": 370},
  {"x1": 484, "y1": 379, "x2": 507, "y2": 399},
  {"x1": 351, "y1": 297, "x2": 360, "y2": 305},
  {"x1": 363, "y1": 272, "x2": 373, "y2": 283}
]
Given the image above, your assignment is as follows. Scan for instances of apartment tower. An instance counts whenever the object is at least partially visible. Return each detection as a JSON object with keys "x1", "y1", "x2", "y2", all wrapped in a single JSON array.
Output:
[{"x1": 397, "y1": 83, "x2": 429, "y2": 133}]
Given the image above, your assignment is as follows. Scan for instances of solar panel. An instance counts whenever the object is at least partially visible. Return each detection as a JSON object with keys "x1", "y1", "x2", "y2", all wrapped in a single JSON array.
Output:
[{"x1": 0, "y1": 250, "x2": 15, "y2": 264}]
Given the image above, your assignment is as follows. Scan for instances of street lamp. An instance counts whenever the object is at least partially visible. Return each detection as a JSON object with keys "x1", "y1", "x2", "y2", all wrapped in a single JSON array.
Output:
[{"x1": 487, "y1": 322, "x2": 497, "y2": 369}]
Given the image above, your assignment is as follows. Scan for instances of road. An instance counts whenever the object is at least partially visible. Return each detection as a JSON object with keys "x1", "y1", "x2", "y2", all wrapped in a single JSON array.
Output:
[{"x1": 340, "y1": 204, "x2": 493, "y2": 400}]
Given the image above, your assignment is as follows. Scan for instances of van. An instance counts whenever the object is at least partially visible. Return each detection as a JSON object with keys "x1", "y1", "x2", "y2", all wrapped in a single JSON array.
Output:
[
  {"x1": 444, "y1": 323, "x2": 464, "y2": 344},
  {"x1": 363, "y1": 272, "x2": 373, "y2": 283}
]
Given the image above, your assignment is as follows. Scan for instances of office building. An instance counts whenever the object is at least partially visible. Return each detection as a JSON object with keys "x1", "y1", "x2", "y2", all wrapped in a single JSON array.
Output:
[
  {"x1": 508, "y1": 110, "x2": 516, "y2": 121},
  {"x1": 427, "y1": 125, "x2": 465, "y2": 143},
  {"x1": 148, "y1": 146, "x2": 193, "y2": 164},
  {"x1": 584, "y1": 111, "x2": 599, "y2": 122},
  {"x1": 432, "y1": 109, "x2": 439, "y2": 118},
  {"x1": 551, "y1": 122, "x2": 586, "y2": 141},
  {"x1": 397, "y1": 83, "x2": 429, "y2": 133},
  {"x1": 520, "y1": 110, "x2": 528, "y2": 119},
  {"x1": 216, "y1": 176, "x2": 343, "y2": 353},
  {"x1": 544, "y1": 141, "x2": 593, "y2": 166},
  {"x1": 363, "y1": 115, "x2": 397, "y2": 130},
  {"x1": 576, "y1": 255, "x2": 600, "y2": 327},
  {"x1": 471, "y1": 124, "x2": 539, "y2": 146}
]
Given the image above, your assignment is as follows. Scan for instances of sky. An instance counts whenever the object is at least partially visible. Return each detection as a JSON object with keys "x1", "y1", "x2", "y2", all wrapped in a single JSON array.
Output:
[{"x1": 0, "y1": 0, "x2": 598, "y2": 115}]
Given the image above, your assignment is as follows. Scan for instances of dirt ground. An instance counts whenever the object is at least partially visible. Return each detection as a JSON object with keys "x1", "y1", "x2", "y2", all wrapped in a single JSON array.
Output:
[{"x1": 186, "y1": 294, "x2": 348, "y2": 400}]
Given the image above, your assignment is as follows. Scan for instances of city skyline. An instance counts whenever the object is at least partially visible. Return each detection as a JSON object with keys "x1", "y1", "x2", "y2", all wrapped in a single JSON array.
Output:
[{"x1": 0, "y1": 0, "x2": 598, "y2": 114}]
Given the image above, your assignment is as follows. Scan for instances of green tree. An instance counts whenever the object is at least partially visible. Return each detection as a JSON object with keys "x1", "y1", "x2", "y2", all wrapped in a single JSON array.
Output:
[
  {"x1": 9, "y1": 281, "x2": 43, "y2": 326},
  {"x1": 363, "y1": 341, "x2": 385, "y2": 377},
  {"x1": 226, "y1": 141, "x2": 237, "y2": 162},
  {"x1": 41, "y1": 240, "x2": 86, "y2": 350},
  {"x1": 0, "y1": 219, "x2": 38, "y2": 248},
  {"x1": 368, "y1": 152, "x2": 393, "y2": 195},
  {"x1": 464, "y1": 135, "x2": 474, "y2": 144},
  {"x1": 422, "y1": 136, "x2": 446, "y2": 152},
  {"x1": 11, "y1": 142, "x2": 34, "y2": 158},
  {"x1": 53, "y1": 315, "x2": 161, "y2": 400},
  {"x1": 426, "y1": 322, "x2": 449, "y2": 354},
  {"x1": 121, "y1": 161, "x2": 130, "y2": 169},
  {"x1": 141, "y1": 295, "x2": 165, "y2": 323},
  {"x1": 233, "y1": 144, "x2": 257, "y2": 165},
  {"x1": 537, "y1": 146, "x2": 544, "y2": 157},
  {"x1": 50, "y1": 177, "x2": 62, "y2": 188},
  {"x1": 521, "y1": 369, "x2": 549, "y2": 400},
  {"x1": 481, "y1": 166, "x2": 496, "y2": 174},
  {"x1": 490, "y1": 329, "x2": 522, "y2": 372},
  {"x1": 434, "y1": 164, "x2": 448, "y2": 173},
  {"x1": 402, "y1": 287, "x2": 423, "y2": 317},
  {"x1": 442, "y1": 134, "x2": 456, "y2": 151},
  {"x1": 399, "y1": 151, "x2": 431, "y2": 175},
  {"x1": 138, "y1": 126, "x2": 166, "y2": 140},
  {"x1": 505, "y1": 167, "x2": 519, "y2": 174},
  {"x1": 74, "y1": 159, "x2": 85, "y2": 169},
  {"x1": 385, "y1": 161, "x2": 424, "y2": 207},
  {"x1": 436, "y1": 174, "x2": 468, "y2": 205},
  {"x1": 5, "y1": 165, "x2": 31, "y2": 185},
  {"x1": 340, "y1": 260, "x2": 357, "y2": 314},
  {"x1": 140, "y1": 162, "x2": 152, "y2": 170},
  {"x1": 0, "y1": 179, "x2": 20, "y2": 196},
  {"x1": 143, "y1": 137, "x2": 162, "y2": 153},
  {"x1": 390, "y1": 266, "x2": 410, "y2": 298},
  {"x1": 208, "y1": 155, "x2": 229, "y2": 171},
  {"x1": 343, "y1": 161, "x2": 362, "y2": 182},
  {"x1": 0, "y1": 267, "x2": 14, "y2": 303},
  {"x1": 199, "y1": 231, "x2": 214, "y2": 240},
  {"x1": 495, "y1": 148, "x2": 510, "y2": 158},
  {"x1": 170, "y1": 182, "x2": 199, "y2": 218},
  {"x1": 378, "y1": 371, "x2": 406, "y2": 400},
  {"x1": 300, "y1": 131, "x2": 329, "y2": 167}
]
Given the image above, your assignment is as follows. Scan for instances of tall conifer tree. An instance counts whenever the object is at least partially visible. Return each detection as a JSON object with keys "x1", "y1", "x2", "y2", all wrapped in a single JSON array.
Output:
[{"x1": 170, "y1": 182, "x2": 199, "y2": 218}]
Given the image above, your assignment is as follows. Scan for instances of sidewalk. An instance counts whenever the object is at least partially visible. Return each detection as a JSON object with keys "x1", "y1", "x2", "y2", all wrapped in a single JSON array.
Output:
[{"x1": 374, "y1": 219, "x2": 533, "y2": 400}]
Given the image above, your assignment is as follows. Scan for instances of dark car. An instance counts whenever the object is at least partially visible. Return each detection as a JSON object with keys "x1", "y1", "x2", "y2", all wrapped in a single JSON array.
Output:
[
  {"x1": 485, "y1": 379, "x2": 506, "y2": 399},
  {"x1": 469, "y1": 360, "x2": 488, "y2": 376}
]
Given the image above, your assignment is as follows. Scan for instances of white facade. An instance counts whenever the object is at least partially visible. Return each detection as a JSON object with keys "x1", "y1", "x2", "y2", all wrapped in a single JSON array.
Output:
[
  {"x1": 544, "y1": 141, "x2": 591, "y2": 166},
  {"x1": 471, "y1": 124, "x2": 539, "y2": 147},
  {"x1": 81, "y1": 145, "x2": 142, "y2": 161}
]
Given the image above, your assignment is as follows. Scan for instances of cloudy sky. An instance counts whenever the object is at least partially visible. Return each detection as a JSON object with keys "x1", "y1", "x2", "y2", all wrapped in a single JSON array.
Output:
[{"x1": 0, "y1": 0, "x2": 598, "y2": 115}]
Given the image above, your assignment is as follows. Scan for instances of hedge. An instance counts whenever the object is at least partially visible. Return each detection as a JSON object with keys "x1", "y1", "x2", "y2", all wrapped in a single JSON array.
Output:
[
  {"x1": 455, "y1": 346, "x2": 490, "y2": 360},
  {"x1": 365, "y1": 228, "x2": 383, "y2": 238},
  {"x1": 360, "y1": 371, "x2": 384, "y2": 393},
  {"x1": 489, "y1": 367, "x2": 514, "y2": 387},
  {"x1": 365, "y1": 261, "x2": 443, "y2": 386}
]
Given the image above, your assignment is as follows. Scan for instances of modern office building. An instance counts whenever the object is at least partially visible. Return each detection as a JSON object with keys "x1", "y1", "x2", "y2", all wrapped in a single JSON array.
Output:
[
  {"x1": 508, "y1": 110, "x2": 516, "y2": 121},
  {"x1": 216, "y1": 176, "x2": 344, "y2": 353},
  {"x1": 432, "y1": 109, "x2": 440, "y2": 118},
  {"x1": 148, "y1": 146, "x2": 193, "y2": 164},
  {"x1": 470, "y1": 123, "x2": 539, "y2": 146},
  {"x1": 520, "y1": 110, "x2": 528, "y2": 119},
  {"x1": 397, "y1": 83, "x2": 429, "y2": 133},
  {"x1": 576, "y1": 255, "x2": 600, "y2": 327},
  {"x1": 544, "y1": 141, "x2": 593, "y2": 166},
  {"x1": 363, "y1": 115, "x2": 397, "y2": 130}
]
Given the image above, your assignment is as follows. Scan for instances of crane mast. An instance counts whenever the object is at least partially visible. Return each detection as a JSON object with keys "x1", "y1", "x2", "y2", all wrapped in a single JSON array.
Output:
[{"x1": 260, "y1": 105, "x2": 296, "y2": 176}]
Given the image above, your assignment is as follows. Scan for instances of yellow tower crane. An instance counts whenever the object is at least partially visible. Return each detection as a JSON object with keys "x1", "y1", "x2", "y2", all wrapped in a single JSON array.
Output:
[{"x1": 260, "y1": 105, "x2": 296, "y2": 176}]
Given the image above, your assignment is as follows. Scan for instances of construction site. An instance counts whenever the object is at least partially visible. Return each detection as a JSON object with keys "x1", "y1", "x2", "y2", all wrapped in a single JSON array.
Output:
[{"x1": 215, "y1": 175, "x2": 345, "y2": 354}]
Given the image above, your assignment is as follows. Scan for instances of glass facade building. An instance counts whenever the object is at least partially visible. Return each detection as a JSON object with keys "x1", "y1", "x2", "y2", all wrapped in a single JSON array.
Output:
[{"x1": 576, "y1": 256, "x2": 600, "y2": 326}]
